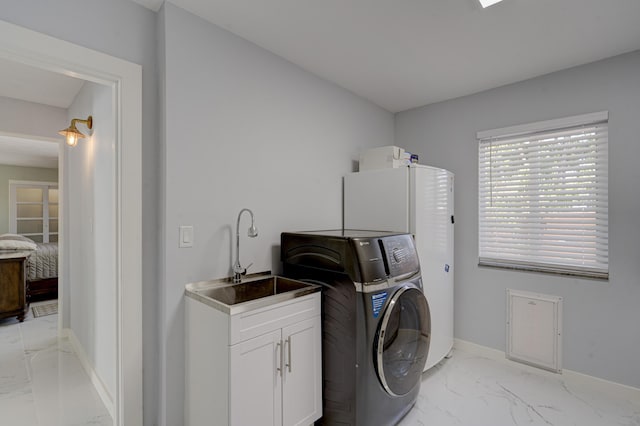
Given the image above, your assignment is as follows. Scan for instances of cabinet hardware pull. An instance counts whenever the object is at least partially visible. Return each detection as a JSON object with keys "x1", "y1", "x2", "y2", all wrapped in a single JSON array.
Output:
[
  {"x1": 285, "y1": 336, "x2": 292, "y2": 373},
  {"x1": 276, "y1": 341, "x2": 282, "y2": 376}
]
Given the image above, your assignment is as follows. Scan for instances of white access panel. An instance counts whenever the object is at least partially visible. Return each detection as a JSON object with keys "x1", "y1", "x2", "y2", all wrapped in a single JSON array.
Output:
[
  {"x1": 344, "y1": 168, "x2": 410, "y2": 231},
  {"x1": 506, "y1": 289, "x2": 563, "y2": 372},
  {"x1": 411, "y1": 166, "x2": 455, "y2": 371}
]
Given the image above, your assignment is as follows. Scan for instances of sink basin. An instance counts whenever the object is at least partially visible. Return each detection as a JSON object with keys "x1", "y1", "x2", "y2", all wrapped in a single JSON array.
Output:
[
  {"x1": 199, "y1": 276, "x2": 313, "y2": 305},
  {"x1": 185, "y1": 273, "x2": 321, "y2": 314}
]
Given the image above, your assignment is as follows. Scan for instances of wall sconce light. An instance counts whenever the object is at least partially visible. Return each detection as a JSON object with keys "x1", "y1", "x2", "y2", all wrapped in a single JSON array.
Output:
[{"x1": 58, "y1": 116, "x2": 93, "y2": 147}]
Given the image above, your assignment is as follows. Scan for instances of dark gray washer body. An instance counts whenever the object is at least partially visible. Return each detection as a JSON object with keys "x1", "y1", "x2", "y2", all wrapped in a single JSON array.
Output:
[{"x1": 281, "y1": 230, "x2": 430, "y2": 426}]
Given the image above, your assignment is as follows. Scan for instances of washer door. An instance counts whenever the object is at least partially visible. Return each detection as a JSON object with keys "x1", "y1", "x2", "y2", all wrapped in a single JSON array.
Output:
[{"x1": 375, "y1": 286, "x2": 430, "y2": 396}]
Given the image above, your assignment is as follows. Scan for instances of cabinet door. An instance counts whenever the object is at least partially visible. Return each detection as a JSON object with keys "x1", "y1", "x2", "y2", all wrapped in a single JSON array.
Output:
[
  {"x1": 282, "y1": 316, "x2": 322, "y2": 426},
  {"x1": 0, "y1": 258, "x2": 27, "y2": 319},
  {"x1": 230, "y1": 329, "x2": 282, "y2": 426}
]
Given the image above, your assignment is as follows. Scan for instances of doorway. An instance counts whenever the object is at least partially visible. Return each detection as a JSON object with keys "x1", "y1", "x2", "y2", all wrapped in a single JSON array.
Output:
[{"x1": 0, "y1": 20, "x2": 142, "y2": 426}]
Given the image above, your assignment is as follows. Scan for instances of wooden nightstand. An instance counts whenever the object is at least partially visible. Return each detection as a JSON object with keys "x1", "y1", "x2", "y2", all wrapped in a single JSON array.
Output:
[{"x1": 0, "y1": 251, "x2": 31, "y2": 322}]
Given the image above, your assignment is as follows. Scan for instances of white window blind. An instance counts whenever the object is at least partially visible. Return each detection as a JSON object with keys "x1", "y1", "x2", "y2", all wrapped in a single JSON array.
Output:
[{"x1": 478, "y1": 112, "x2": 609, "y2": 279}]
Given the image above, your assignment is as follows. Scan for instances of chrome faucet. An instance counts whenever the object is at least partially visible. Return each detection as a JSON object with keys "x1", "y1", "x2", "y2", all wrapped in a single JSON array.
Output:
[{"x1": 233, "y1": 208, "x2": 259, "y2": 283}]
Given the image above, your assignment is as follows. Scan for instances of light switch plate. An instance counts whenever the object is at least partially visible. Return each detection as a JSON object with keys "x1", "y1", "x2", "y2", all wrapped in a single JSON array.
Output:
[{"x1": 179, "y1": 225, "x2": 193, "y2": 248}]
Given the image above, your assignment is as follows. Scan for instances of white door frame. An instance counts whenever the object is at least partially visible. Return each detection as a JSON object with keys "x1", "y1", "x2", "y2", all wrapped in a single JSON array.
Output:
[{"x1": 0, "y1": 20, "x2": 143, "y2": 425}]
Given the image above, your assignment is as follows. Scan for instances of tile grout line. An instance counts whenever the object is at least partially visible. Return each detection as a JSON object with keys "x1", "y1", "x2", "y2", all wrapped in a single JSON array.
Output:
[{"x1": 17, "y1": 316, "x2": 40, "y2": 426}]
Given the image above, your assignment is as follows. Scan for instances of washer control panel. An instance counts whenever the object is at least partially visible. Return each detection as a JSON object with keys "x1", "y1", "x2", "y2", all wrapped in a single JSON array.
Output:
[
  {"x1": 352, "y1": 233, "x2": 420, "y2": 283},
  {"x1": 352, "y1": 238, "x2": 388, "y2": 283},
  {"x1": 381, "y1": 234, "x2": 419, "y2": 278},
  {"x1": 392, "y1": 247, "x2": 406, "y2": 263}
]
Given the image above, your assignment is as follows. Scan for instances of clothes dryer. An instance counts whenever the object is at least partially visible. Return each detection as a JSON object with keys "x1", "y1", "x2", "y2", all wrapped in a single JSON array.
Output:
[{"x1": 281, "y1": 230, "x2": 430, "y2": 426}]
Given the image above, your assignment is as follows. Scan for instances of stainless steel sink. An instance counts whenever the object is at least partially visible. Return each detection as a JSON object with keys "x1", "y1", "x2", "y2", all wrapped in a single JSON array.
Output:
[{"x1": 185, "y1": 273, "x2": 321, "y2": 314}]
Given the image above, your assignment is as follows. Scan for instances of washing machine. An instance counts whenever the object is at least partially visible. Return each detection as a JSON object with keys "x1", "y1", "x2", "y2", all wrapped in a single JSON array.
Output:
[{"x1": 281, "y1": 230, "x2": 430, "y2": 426}]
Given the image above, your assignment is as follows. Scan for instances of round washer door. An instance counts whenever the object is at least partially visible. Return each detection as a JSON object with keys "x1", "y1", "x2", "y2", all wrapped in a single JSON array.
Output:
[{"x1": 375, "y1": 285, "x2": 430, "y2": 396}]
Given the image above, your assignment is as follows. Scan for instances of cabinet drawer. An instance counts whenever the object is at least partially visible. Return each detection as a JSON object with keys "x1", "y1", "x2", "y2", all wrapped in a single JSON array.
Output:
[{"x1": 230, "y1": 293, "x2": 320, "y2": 345}]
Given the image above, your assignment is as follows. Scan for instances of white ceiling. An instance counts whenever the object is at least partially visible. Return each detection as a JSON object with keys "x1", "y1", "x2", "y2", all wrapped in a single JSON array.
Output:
[
  {"x1": 0, "y1": 59, "x2": 81, "y2": 168},
  {"x1": 132, "y1": 0, "x2": 640, "y2": 112},
  {"x1": 0, "y1": 57, "x2": 84, "y2": 109}
]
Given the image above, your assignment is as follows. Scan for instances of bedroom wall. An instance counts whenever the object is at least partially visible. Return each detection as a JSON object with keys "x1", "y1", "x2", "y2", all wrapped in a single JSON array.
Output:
[
  {"x1": 65, "y1": 81, "x2": 116, "y2": 399},
  {"x1": 159, "y1": 3, "x2": 395, "y2": 424},
  {"x1": 0, "y1": 2, "x2": 161, "y2": 423},
  {"x1": 0, "y1": 165, "x2": 58, "y2": 234},
  {"x1": 395, "y1": 50, "x2": 640, "y2": 389}
]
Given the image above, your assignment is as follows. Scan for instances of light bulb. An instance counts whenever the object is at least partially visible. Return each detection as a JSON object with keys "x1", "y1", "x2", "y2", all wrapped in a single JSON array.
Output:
[{"x1": 66, "y1": 134, "x2": 78, "y2": 146}]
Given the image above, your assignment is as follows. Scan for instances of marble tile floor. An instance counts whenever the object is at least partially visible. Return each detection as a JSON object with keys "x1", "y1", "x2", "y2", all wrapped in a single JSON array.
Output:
[
  {"x1": 400, "y1": 348, "x2": 640, "y2": 426},
  {"x1": 0, "y1": 302, "x2": 112, "y2": 426},
  {"x1": 3, "y1": 304, "x2": 639, "y2": 426}
]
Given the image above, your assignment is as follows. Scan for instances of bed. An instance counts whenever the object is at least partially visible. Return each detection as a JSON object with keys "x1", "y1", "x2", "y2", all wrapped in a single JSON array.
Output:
[
  {"x1": 26, "y1": 242, "x2": 59, "y2": 302},
  {"x1": 0, "y1": 234, "x2": 58, "y2": 303}
]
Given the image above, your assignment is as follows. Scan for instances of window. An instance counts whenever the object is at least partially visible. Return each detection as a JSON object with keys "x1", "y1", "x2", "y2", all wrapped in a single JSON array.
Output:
[
  {"x1": 477, "y1": 112, "x2": 608, "y2": 279},
  {"x1": 9, "y1": 181, "x2": 59, "y2": 243}
]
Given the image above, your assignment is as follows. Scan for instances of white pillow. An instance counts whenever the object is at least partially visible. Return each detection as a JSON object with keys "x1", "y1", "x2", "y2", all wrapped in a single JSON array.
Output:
[{"x1": 0, "y1": 234, "x2": 37, "y2": 250}]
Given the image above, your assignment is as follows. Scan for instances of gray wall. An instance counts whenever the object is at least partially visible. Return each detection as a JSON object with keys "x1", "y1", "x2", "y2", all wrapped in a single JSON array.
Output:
[
  {"x1": 0, "y1": 1, "x2": 160, "y2": 424},
  {"x1": 159, "y1": 3, "x2": 394, "y2": 424},
  {"x1": 395, "y1": 50, "x2": 640, "y2": 388},
  {"x1": 65, "y1": 81, "x2": 117, "y2": 400},
  {"x1": 0, "y1": 165, "x2": 58, "y2": 234}
]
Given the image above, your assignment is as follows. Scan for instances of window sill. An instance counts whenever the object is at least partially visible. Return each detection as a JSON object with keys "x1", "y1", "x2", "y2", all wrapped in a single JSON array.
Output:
[{"x1": 478, "y1": 260, "x2": 609, "y2": 281}]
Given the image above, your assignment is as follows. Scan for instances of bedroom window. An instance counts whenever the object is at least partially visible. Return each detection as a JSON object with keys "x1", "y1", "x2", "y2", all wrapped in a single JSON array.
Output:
[
  {"x1": 477, "y1": 112, "x2": 609, "y2": 279},
  {"x1": 9, "y1": 181, "x2": 59, "y2": 243}
]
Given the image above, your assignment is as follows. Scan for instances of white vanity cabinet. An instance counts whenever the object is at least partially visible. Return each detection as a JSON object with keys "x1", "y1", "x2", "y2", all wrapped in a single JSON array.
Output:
[{"x1": 185, "y1": 291, "x2": 322, "y2": 426}]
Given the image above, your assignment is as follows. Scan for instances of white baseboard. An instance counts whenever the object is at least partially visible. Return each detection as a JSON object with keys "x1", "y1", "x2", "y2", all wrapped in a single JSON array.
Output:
[
  {"x1": 454, "y1": 338, "x2": 505, "y2": 361},
  {"x1": 454, "y1": 338, "x2": 640, "y2": 401},
  {"x1": 63, "y1": 328, "x2": 115, "y2": 419}
]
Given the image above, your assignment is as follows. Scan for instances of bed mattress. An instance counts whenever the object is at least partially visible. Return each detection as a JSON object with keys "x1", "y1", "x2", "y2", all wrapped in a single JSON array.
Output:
[{"x1": 27, "y1": 243, "x2": 58, "y2": 281}]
